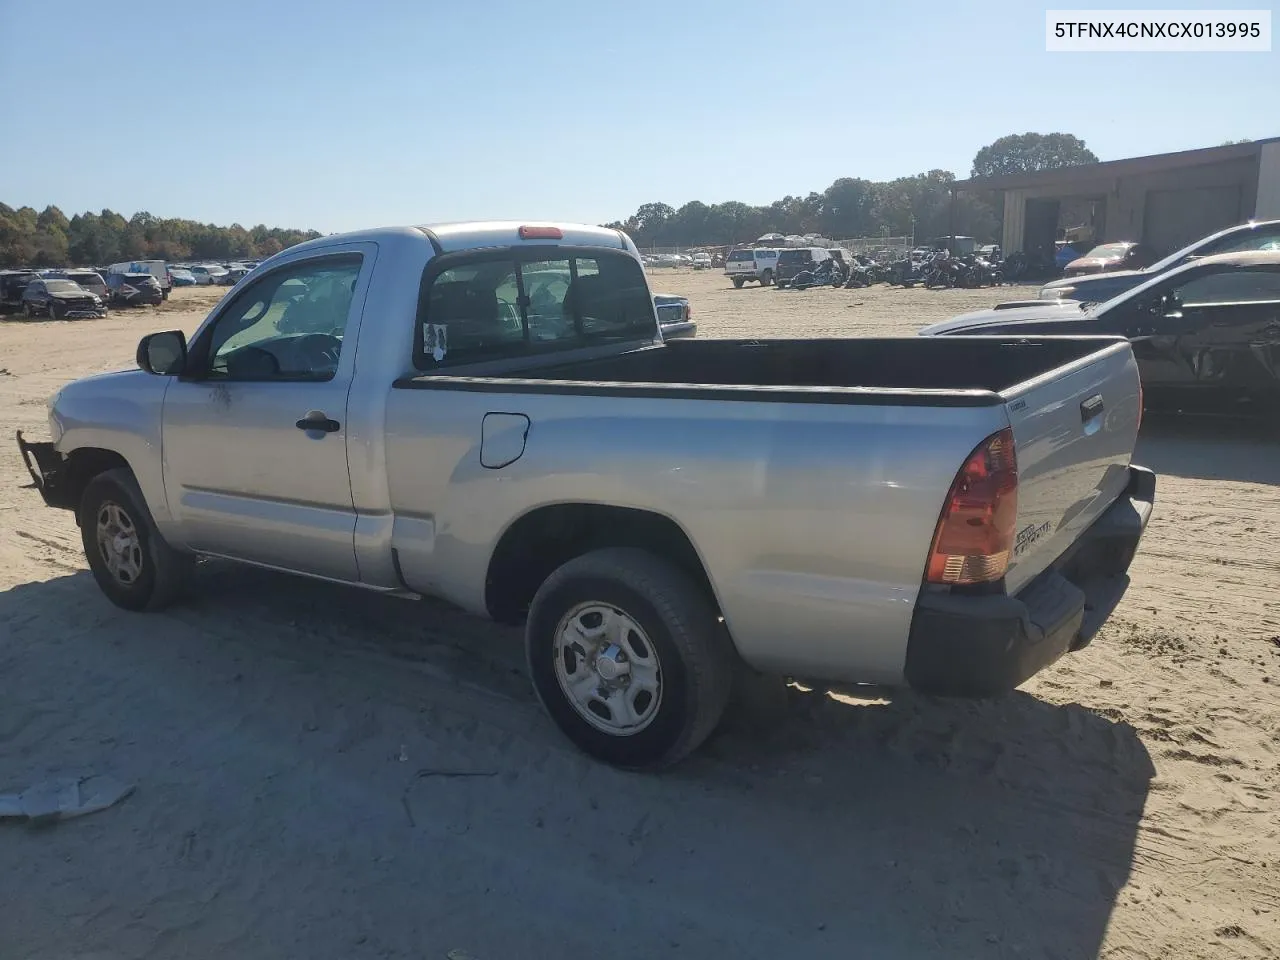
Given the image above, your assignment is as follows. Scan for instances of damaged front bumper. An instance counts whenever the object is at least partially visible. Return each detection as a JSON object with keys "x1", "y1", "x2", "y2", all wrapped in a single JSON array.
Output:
[{"x1": 16, "y1": 430, "x2": 76, "y2": 510}]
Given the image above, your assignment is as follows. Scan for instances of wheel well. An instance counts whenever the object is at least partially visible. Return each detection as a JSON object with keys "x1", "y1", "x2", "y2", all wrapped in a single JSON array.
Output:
[
  {"x1": 62, "y1": 448, "x2": 132, "y2": 516},
  {"x1": 485, "y1": 504, "x2": 717, "y2": 625}
]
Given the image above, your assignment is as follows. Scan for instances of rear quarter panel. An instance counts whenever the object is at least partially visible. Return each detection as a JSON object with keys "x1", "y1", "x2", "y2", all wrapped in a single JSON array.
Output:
[{"x1": 384, "y1": 387, "x2": 1009, "y2": 684}]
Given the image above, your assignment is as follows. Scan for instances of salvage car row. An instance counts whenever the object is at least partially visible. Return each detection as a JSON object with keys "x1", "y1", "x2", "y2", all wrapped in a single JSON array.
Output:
[
  {"x1": 923, "y1": 219, "x2": 1280, "y2": 416},
  {"x1": 0, "y1": 258, "x2": 263, "y2": 320},
  {"x1": 0, "y1": 264, "x2": 165, "y2": 317}
]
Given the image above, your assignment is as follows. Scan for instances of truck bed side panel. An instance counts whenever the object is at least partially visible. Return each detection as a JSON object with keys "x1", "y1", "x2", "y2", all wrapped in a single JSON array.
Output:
[{"x1": 384, "y1": 386, "x2": 1008, "y2": 684}]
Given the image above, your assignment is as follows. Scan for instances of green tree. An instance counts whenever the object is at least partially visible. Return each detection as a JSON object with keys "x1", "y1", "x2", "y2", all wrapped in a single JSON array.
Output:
[
  {"x1": 821, "y1": 178, "x2": 875, "y2": 238},
  {"x1": 971, "y1": 132, "x2": 1098, "y2": 179},
  {"x1": 0, "y1": 201, "x2": 321, "y2": 267}
]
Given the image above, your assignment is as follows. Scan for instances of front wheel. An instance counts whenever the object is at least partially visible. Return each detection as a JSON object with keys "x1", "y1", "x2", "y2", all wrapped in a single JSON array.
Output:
[
  {"x1": 526, "y1": 548, "x2": 734, "y2": 770},
  {"x1": 79, "y1": 468, "x2": 194, "y2": 612},
  {"x1": 48, "y1": 300, "x2": 63, "y2": 320},
  {"x1": 761, "y1": 269, "x2": 773, "y2": 286},
  {"x1": 22, "y1": 302, "x2": 33, "y2": 319}
]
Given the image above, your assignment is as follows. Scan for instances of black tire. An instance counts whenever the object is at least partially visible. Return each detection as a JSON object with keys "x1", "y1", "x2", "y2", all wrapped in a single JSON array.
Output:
[
  {"x1": 732, "y1": 277, "x2": 745, "y2": 289},
  {"x1": 526, "y1": 548, "x2": 734, "y2": 770},
  {"x1": 79, "y1": 468, "x2": 194, "y2": 612},
  {"x1": 22, "y1": 302, "x2": 33, "y2": 319},
  {"x1": 49, "y1": 300, "x2": 63, "y2": 320},
  {"x1": 761, "y1": 269, "x2": 773, "y2": 286}
]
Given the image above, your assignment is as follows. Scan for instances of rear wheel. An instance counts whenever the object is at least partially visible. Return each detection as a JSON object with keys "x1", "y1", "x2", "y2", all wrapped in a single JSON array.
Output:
[
  {"x1": 79, "y1": 468, "x2": 194, "y2": 612},
  {"x1": 732, "y1": 278, "x2": 744, "y2": 288},
  {"x1": 526, "y1": 548, "x2": 734, "y2": 770}
]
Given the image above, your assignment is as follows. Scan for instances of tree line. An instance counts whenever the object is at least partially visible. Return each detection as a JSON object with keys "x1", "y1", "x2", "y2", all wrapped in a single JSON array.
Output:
[
  {"x1": 604, "y1": 132, "x2": 1099, "y2": 249},
  {"x1": 0, "y1": 203, "x2": 323, "y2": 268},
  {"x1": 3, "y1": 133, "x2": 1106, "y2": 265}
]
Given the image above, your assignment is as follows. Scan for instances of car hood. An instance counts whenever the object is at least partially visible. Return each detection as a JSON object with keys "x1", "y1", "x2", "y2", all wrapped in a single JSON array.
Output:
[
  {"x1": 50, "y1": 290, "x2": 96, "y2": 300},
  {"x1": 1042, "y1": 267, "x2": 1145, "y2": 291},
  {"x1": 1065, "y1": 256, "x2": 1123, "y2": 272},
  {"x1": 919, "y1": 299, "x2": 1092, "y2": 336},
  {"x1": 1040, "y1": 268, "x2": 1151, "y2": 303}
]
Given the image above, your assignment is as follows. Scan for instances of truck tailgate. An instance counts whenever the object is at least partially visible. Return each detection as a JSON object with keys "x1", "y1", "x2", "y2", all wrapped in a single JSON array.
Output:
[{"x1": 1001, "y1": 340, "x2": 1141, "y2": 594}]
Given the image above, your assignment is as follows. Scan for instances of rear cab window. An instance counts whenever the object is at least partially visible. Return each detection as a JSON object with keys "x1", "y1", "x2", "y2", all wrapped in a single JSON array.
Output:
[
  {"x1": 727, "y1": 250, "x2": 754, "y2": 262},
  {"x1": 414, "y1": 248, "x2": 655, "y2": 369}
]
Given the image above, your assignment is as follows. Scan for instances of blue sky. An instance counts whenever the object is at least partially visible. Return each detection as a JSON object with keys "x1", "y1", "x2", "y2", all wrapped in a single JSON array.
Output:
[{"x1": 1, "y1": 0, "x2": 1275, "y2": 233}]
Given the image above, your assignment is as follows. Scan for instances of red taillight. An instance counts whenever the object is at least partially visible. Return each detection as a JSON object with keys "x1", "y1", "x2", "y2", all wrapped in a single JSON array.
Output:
[
  {"x1": 684, "y1": 303, "x2": 692, "y2": 321},
  {"x1": 1136, "y1": 376, "x2": 1144, "y2": 432},
  {"x1": 925, "y1": 427, "x2": 1018, "y2": 586},
  {"x1": 518, "y1": 225, "x2": 563, "y2": 240}
]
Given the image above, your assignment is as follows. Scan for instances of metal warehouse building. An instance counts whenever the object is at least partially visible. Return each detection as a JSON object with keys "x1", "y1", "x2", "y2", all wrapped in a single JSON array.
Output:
[{"x1": 956, "y1": 137, "x2": 1280, "y2": 257}]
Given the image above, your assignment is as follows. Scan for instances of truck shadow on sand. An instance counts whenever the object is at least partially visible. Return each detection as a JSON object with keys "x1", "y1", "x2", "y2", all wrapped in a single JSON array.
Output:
[
  {"x1": 1136, "y1": 412, "x2": 1280, "y2": 484},
  {"x1": 1, "y1": 566, "x2": 1154, "y2": 960}
]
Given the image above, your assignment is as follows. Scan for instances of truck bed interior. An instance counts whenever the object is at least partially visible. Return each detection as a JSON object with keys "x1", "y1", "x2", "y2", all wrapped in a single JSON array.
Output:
[{"x1": 531, "y1": 337, "x2": 1119, "y2": 395}]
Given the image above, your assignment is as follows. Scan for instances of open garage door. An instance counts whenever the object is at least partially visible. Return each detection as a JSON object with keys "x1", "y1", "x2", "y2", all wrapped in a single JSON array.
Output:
[{"x1": 1142, "y1": 185, "x2": 1242, "y2": 256}]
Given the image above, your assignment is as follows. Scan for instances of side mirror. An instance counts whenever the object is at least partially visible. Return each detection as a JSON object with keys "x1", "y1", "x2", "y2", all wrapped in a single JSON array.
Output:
[{"x1": 137, "y1": 330, "x2": 187, "y2": 376}]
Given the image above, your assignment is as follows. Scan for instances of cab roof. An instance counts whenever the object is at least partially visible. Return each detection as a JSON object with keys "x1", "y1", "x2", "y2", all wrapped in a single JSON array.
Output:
[{"x1": 275, "y1": 222, "x2": 630, "y2": 259}]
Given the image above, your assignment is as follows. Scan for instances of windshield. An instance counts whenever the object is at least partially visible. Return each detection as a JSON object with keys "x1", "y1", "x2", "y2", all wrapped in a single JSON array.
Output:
[
  {"x1": 777, "y1": 250, "x2": 811, "y2": 264},
  {"x1": 1082, "y1": 243, "x2": 1131, "y2": 260},
  {"x1": 45, "y1": 280, "x2": 81, "y2": 293},
  {"x1": 68, "y1": 273, "x2": 101, "y2": 285}
]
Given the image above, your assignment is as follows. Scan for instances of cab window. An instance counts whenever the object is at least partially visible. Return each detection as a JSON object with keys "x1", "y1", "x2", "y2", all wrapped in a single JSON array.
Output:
[
  {"x1": 415, "y1": 250, "x2": 653, "y2": 369},
  {"x1": 202, "y1": 255, "x2": 362, "y2": 381}
]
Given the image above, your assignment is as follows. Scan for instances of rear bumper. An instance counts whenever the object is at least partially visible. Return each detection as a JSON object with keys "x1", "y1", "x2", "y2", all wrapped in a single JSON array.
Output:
[
  {"x1": 904, "y1": 465, "x2": 1155, "y2": 697},
  {"x1": 660, "y1": 320, "x2": 697, "y2": 339},
  {"x1": 16, "y1": 430, "x2": 76, "y2": 511}
]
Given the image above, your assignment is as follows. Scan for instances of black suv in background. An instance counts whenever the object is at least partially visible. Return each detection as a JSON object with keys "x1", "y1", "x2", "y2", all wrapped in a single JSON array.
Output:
[
  {"x1": 0, "y1": 269, "x2": 38, "y2": 312},
  {"x1": 44, "y1": 269, "x2": 110, "y2": 305},
  {"x1": 105, "y1": 271, "x2": 164, "y2": 307},
  {"x1": 774, "y1": 248, "x2": 832, "y2": 288},
  {"x1": 20, "y1": 277, "x2": 107, "y2": 319}
]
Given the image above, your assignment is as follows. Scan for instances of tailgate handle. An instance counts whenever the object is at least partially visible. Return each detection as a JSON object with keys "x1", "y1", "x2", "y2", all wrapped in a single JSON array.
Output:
[{"x1": 1080, "y1": 394, "x2": 1105, "y2": 423}]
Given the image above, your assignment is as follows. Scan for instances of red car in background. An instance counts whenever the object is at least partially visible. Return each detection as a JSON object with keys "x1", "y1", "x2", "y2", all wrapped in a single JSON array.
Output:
[{"x1": 1063, "y1": 241, "x2": 1156, "y2": 278}]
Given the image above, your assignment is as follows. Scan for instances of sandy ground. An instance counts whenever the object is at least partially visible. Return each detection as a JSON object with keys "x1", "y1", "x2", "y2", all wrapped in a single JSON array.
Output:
[{"x1": 1, "y1": 276, "x2": 1277, "y2": 960}]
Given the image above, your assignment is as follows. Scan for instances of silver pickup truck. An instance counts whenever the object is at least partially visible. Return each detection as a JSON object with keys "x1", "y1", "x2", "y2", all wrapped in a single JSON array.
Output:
[{"x1": 17, "y1": 221, "x2": 1155, "y2": 769}]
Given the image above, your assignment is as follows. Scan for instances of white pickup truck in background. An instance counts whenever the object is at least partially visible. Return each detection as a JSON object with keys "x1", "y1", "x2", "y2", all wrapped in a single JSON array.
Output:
[
  {"x1": 18, "y1": 221, "x2": 1154, "y2": 769},
  {"x1": 725, "y1": 247, "x2": 779, "y2": 287}
]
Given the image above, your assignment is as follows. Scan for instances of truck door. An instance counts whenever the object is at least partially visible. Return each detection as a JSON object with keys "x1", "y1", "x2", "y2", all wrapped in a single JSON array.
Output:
[{"x1": 160, "y1": 245, "x2": 376, "y2": 581}]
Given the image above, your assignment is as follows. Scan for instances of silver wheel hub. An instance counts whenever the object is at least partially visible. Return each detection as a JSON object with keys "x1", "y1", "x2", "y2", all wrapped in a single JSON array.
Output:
[
  {"x1": 553, "y1": 603, "x2": 662, "y2": 736},
  {"x1": 95, "y1": 501, "x2": 143, "y2": 586}
]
